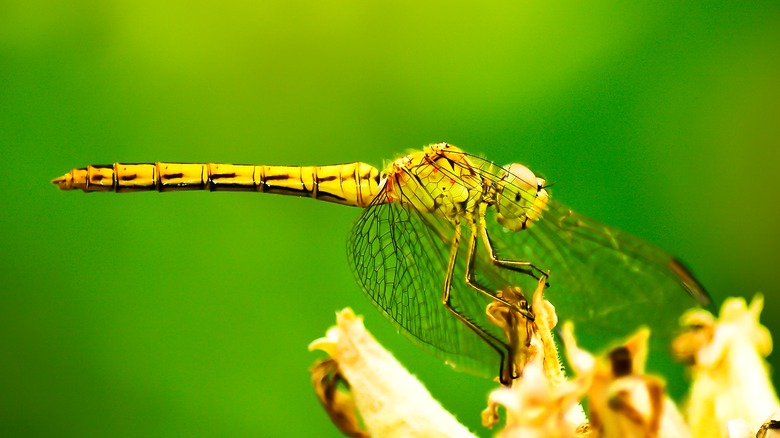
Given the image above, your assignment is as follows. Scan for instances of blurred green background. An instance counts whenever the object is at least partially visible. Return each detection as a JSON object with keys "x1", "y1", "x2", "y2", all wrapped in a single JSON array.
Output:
[{"x1": 1, "y1": 1, "x2": 778, "y2": 436}]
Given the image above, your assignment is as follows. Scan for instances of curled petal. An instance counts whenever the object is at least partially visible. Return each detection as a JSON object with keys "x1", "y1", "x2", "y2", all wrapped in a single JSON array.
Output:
[{"x1": 310, "y1": 308, "x2": 477, "y2": 438}]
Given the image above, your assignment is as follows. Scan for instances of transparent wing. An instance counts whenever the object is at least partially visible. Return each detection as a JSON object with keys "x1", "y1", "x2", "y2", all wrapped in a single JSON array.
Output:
[
  {"x1": 347, "y1": 145, "x2": 711, "y2": 380},
  {"x1": 443, "y1": 149, "x2": 711, "y2": 352},
  {"x1": 347, "y1": 190, "x2": 510, "y2": 379},
  {"x1": 489, "y1": 203, "x2": 709, "y2": 350}
]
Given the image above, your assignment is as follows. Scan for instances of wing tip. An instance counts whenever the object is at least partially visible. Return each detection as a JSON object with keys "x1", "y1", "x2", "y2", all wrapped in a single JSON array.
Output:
[{"x1": 668, "y1": 258, "x2": 713, "y2": 307}]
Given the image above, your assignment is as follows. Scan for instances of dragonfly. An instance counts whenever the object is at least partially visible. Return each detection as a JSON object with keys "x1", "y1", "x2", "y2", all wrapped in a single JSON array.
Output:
[{"x1": 52, "y1": 142, "x2": 711, "y2": 384}]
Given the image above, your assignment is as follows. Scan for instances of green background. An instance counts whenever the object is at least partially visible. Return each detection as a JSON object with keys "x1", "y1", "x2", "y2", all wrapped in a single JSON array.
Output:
[{"x1": 1, "y1": 1, "x2": 778, "y2": 436}]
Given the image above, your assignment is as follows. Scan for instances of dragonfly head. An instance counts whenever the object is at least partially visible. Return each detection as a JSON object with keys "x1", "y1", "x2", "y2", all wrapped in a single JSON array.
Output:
[{"x1": 495, "y1": 163, "x2": 549, "y2": 231}]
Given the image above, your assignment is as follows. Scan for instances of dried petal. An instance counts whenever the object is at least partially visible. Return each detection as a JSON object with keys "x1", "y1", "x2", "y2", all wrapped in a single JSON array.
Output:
[
  {"x1": 489, "y1": 354, "x2": 587, "y2": 438},
  {"x1": 310, "y1": 358, "x2": 368, "y2": 438},
  {"x1": 310, "y1": 308, "x2": 476, "y2": 438},
  {"x1": 485, "y1": 277, "x2": 587, "y2": 435},
  {"x1": 675, "y1": 295, "x2": 780, "y2": 438},
  {"x1": 562, "y1": 325, "x2": 690, "y2": 438}
]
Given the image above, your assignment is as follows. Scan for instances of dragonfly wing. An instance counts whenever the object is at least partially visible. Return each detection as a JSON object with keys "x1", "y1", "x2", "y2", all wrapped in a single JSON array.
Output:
[
  {"x1": 435, "y1": 148, "x2": 710, "y2": 351},
  {"x1": 483, "y1": 199, "x2": 711, "y2": 352},
  {"x1": 347, "y1": 192, "x2": 508, "y2": 379}
]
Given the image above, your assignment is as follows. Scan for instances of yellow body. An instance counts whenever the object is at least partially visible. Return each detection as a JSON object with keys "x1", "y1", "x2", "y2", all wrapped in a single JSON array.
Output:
[
  {"x1": 52, "y1": 161, "x2": 382, "y2": 207},
  {"x1": 51, "y1": 144, "x2": 548, "y2": 226}
]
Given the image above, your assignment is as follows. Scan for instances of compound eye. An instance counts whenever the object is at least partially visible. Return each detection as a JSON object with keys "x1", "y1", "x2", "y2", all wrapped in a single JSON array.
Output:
[{"x1": 505, "y1": 163, "x2": 536, "y2": 191}]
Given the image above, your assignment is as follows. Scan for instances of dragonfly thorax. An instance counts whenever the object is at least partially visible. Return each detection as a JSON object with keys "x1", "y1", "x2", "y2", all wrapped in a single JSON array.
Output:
[
  {"x1": 384, "y1": 144, "x2": 483, "y2": 219},
  {"x1": 494, "y1": 163, "x2": 549, "y2": 231}
]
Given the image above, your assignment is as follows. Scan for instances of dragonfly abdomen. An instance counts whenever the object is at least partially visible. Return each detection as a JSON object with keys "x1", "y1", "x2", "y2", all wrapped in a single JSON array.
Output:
[{"x1": 52, "y1": 162, "x2": 383, "y2": 207}]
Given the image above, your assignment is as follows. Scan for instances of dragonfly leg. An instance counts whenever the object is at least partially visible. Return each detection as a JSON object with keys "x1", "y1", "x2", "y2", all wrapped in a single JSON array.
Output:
[
  {"x1": 478, "y1": 214, "x2": 548, "y2": 282},
  {"x1": 464, "y1": 221, "x2": 535, "y2": 321},
  {"x1": 441, "y1": 221, "x2": 515, "y2": 385}
]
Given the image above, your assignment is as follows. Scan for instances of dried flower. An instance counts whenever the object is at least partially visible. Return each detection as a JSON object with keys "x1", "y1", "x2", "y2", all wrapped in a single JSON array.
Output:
[
  {"x1": 561, "y1": 323, "x2": 690, "y2": 438},
  {"x1": 487, "y1": 353, "x2": 587, "y2": 438},
  {"x1": 309, "y1": 308, "x2": 476, "y2": 438},
  {"x1": 673, "y1": 294, "x2": 780, "y2": 438},
  {"x1": 309, "y1": 293, "x2": 778, "y2": 438},
  {"x1": 484, "y1": 277, "x2": 587, "y2": 436}
]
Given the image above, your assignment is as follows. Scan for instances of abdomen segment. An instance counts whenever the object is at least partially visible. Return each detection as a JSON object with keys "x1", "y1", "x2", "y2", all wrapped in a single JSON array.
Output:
[{"x1": 52, "y1": 162, "x2": 382, "y2": 207}]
